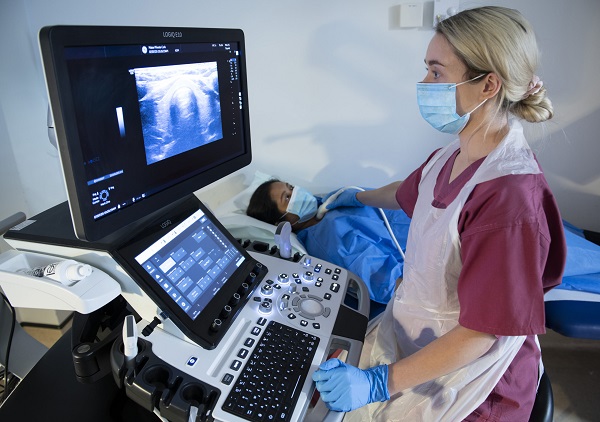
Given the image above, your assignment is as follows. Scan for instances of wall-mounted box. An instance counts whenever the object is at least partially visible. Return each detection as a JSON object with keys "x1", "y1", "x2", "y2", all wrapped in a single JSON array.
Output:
[{"x1": 400, "y1": 3, "x2": 423, "y2": 28}]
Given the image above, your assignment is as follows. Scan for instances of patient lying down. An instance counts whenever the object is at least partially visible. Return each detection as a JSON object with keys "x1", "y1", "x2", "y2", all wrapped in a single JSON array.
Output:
[{"x1": 246, "y1": 179, "x2": 410, "y2": 304}]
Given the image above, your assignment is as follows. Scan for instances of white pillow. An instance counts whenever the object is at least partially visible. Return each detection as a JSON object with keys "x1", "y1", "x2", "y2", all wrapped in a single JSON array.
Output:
[
  {"x1": 213, "y1": 170, "x2": 275, "y2": 217},
  {"x1": 213, "y1": 171, "x2": 307, "y2": 255}
]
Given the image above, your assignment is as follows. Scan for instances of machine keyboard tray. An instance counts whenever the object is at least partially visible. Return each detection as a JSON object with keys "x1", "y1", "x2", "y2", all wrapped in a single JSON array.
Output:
[{"x1": 222, "y1": 321, "x2": 319, "y2": 422}]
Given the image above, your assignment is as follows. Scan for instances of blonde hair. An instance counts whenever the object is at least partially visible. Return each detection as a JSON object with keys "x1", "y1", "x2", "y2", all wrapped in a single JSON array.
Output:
[{"x1": 436, "y1": 6, "x2": 553, "y2": 123}]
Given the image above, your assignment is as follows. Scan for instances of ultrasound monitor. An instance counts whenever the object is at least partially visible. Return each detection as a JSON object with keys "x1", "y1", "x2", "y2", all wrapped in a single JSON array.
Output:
[{"x1": 39, "y1": 26, "x2": 252, "y2": 242}]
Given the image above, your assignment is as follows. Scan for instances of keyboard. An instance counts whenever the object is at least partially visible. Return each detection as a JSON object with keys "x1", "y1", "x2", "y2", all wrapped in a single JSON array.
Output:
[{"x1": 222, "y1": 321, "x2": 320, "y2": 422}]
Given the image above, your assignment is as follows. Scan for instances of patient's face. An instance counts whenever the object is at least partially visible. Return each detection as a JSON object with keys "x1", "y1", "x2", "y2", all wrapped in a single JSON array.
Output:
[{"x1": 269, "y1": 181, "x2": 294, "y2": 215}]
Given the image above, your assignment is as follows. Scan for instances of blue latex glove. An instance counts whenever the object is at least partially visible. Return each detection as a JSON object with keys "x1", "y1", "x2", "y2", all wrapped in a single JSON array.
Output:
[
  {"x1": 312, "y1": 358, "x2": 390, "y2": 412},
  {"x1": 322, "y1": 188, "x2": 364, "y2": 211}
]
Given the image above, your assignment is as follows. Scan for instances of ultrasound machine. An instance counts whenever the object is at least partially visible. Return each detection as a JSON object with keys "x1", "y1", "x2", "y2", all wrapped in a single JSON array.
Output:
[{"x1": 0, "y1": 26, "x2": 369, "y2": 422}]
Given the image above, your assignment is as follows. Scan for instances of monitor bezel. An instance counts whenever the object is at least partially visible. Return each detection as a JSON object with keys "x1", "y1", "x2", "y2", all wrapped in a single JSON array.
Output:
[{"x1": 39, "y1": 25, "x2": 252, "y2": 242}]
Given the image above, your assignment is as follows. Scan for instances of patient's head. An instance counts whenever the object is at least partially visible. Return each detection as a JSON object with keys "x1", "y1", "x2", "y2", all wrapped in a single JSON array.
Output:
[{"x1": 247, "y1": 180, "x2": 319, "y2": 231}]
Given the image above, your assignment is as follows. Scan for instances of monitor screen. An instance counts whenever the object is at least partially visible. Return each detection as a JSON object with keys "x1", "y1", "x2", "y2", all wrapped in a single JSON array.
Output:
[
  {"x1": 39, "y1": 26, "x2": 252, "y2": 241},
  {"x1": 134, "y1": 207, "x2": 245, "y2": 321}
]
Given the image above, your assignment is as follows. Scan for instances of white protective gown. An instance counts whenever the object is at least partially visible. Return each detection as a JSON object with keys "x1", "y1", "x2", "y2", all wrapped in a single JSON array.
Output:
[{"x1": 345, "y1": 118, "x2": 542, "y2": 422}]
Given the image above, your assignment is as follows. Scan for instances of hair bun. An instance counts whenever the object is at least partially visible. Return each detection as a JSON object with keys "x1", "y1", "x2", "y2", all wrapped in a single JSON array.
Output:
[{"x1": 512, "y1": 87, "x2": 553, "y2": 123}]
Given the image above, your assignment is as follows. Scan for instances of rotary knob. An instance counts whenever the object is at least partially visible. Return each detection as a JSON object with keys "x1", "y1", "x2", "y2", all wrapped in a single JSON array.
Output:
[
  {"x1": 259, "y1": 301, "x2": 272, "y2": 314},
  {"x1": 229, "y1": 292, "x2": 241, "y2": 306},
  {"x1": 220, "y1": 305, "x2": 232, "y2": 319},
  {"x1": 277, "y1": 273, "x2": 290, "y2": 284},
  {"x1": 246, "y1": 272, "x2": 257, "y2": 285},
  {"x1": 238, "y1": 282, "x2": 250, "y2": 295},
  {"x1": 261, "y1": 284, "x2": 273, "y2": 296},
  {"x1": 210, "y1": 318, "x2": 222, "y2": 332}
]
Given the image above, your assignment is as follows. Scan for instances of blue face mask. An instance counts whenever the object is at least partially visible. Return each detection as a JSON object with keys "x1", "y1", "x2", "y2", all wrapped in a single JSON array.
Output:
[
  {"x1": 282, "y1": 186, "x2": 318, "y2": 225},
  {"x1": 417, "y1": 74, "x2": 487, "y2": 135}
]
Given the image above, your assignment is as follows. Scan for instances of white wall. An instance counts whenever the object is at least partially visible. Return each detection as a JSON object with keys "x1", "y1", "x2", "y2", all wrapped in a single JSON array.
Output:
[{"x1": 1, "y1": 0, "x2": 599, "y2": 231}]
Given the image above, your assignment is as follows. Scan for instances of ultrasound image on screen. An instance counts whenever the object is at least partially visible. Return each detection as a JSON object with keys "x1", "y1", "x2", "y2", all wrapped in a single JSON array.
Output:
[{"x1": 134, "y1": 62, "x2": 224, "y2": 165}]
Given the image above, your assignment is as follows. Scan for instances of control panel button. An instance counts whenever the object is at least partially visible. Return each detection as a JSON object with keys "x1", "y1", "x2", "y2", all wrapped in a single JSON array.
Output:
[
  {"x1": 230, "y1": 360, "x2": 242, "y2": 371},
  {"x1": 259, "y1": 301, "x2": 272, "y2": 314},
  {"x1": 244, "y1": 338, "x2": 255, "y2": 347},
  {"x1": 222, "y1": 373, "x2": 234, "y2": 385},
  {"x1": 298, "y1": 312, "x2": 315, "y2": 320},
  {"x1": 330, "y1": 283, "x2": 340, "y2": 293},
  {"x1": 261, "y1": 284, "x2": 273, "y2": 295},
  {"x1": 277, "y1": 273, "x2": 289, "y2": 284}
]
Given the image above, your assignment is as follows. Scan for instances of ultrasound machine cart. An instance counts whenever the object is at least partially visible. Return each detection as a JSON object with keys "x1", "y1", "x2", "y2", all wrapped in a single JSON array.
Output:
[{"x1": 0, "y1": 25, "x2": 370, "y2": 422}]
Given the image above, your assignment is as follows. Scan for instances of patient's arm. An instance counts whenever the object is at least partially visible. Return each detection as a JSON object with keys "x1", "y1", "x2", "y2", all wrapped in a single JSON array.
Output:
[{"x1": 357, "y1": 181, "x2": 403, "y2": 210}]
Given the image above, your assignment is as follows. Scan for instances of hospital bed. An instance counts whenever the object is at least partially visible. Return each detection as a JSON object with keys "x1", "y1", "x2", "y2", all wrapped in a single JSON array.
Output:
[
  {"x1": 203, "y1": 172, "x2": 600, "y2": 339},
  {"x1": 543, "y1": 222, "x2": 600, "y2": 340}
]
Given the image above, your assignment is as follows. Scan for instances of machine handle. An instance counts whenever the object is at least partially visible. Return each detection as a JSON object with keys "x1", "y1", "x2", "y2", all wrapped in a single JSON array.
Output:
[
  {"x1": 0, "y1": 212, "x2": 26, "y2": 236},
  {"x1": 348, "y1": 276, "x2": 370, "y2": 318}
]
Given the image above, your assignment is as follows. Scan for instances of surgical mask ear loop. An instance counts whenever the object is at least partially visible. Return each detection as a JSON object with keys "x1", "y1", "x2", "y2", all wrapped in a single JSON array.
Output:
[
  {"x1": 455, "y1": 74, "x2": 488, "y2": 119},
  {"x1": 454, "y1": 73, "x2": 486, "y2": 88},
  {"x1": 317, "y1": 186, "x2": 405, "y2": 260}
]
